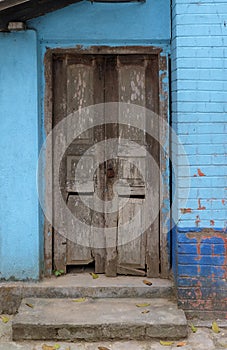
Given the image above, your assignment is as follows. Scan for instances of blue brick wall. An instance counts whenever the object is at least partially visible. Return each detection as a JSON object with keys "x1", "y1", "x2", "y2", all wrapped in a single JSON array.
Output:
[{"x1": 172, "y1": 0, "x2": 227, "y2": 318}]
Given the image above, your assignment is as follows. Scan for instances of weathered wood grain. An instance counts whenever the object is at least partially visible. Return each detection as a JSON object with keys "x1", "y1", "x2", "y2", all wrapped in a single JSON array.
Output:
[{"x1": 45, "y1": 48, "x2": 168, "y2": 278}]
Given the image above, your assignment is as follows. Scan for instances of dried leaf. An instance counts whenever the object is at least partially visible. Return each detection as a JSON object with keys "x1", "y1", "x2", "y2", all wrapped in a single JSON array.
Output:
[
  {"x1": 190, "y1": 323, "x2": 197, "y2": 333},
  {"x1": 42, "y1": 345, "x2": 60, "y2": 350},
  {"x1": 1, "y1": 316, "x2": 9, "y2": 323},
  {"x1": 98, "y1": 347, "x2": 110, "y2": 350},
  {"x1": 25, "y1": 303, "x2": 34, "y2": 309},
  {"x1": 72, "y1": 297, "x2": 86, "y2": 303},
  {"x1": 136, "y1": 303, "x2": 150, "y2": 308},
  {"x1": 212, "y1": 321, "x2": 220, "y2": 333},
  {"x1": 42, "y1": 345, "x2": 55, "y2": 350},
  {"x1": 160, "y1": 340, "x2": 174, "y2": 346},
  {"x1": 177, "y1": 342, "x2": 187, "y2": 347},
  {"x1": 90, "y1": 272, "x2": 99, "y2": 279},
  {"x1": 141, "y1": 310, "x2": 150, "y2": 314},
  {"x1": 143, "y1": 279, "x2": 153, "y2": 286}
]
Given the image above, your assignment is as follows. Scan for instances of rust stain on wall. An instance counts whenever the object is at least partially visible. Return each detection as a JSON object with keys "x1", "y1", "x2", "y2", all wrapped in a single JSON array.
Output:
[
  {"x1": 198, "y1": 198, "x2": 206, "y2": 210},
  {"x1": 186, "y1": 230, "x2": 227, "y2": 280},
  {"x1": 195, "y1": 241, "x2": 201, "y2": 261},
  {"x1": 180, "y1": 208, "x2": 192, "y2": 214},
  {"x1": 197, "y1": 168, "x2": 206, "y2": 177},
  {"x1": 195, "y1": 215, "x2": 201, "y2": 227}
]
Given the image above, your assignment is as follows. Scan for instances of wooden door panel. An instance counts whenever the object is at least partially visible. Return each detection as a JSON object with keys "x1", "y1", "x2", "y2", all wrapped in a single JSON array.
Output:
[
  {"x1": 67, "y1": 195, "x2": 94, "y2": 265},
  {"x1": 66, "y1": 61, "x2": 94, "y2": 143},
  {"x1": 117, "y1": 198, "x2": 146, "y2": 275},
  {"x1": 118, "y1": 56, "x2": 146, "y2": 143},
  {"x1": 53, "y1": 53, "x2": 160, "y2": 276},
  {"x1": 53, "y1": 56, "x2": 103, "y2": 271},
  {"x1": 116, "y1": 58, "x2": 148, "y2": 274},
  {"x1": 66, "y1": 155, "x2": 94, "y2": 193}
]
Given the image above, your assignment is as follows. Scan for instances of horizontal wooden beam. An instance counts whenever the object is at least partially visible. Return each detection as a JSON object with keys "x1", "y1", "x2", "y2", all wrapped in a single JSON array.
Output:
[
  {"x1": 0, "y1": 0, "x2": 30, "y2": 11},
  {"x1": 90, "y1": 0, "x2": 145, "y2": 2},
  {"x1": 0, "y1": 0, "x2": 82, "y2": 31}
]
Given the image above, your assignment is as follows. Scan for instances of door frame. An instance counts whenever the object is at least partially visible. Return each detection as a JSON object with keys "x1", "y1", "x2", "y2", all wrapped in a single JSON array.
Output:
[{"x1": 43, "y1": 46, "x2": 170, "y2": 278}]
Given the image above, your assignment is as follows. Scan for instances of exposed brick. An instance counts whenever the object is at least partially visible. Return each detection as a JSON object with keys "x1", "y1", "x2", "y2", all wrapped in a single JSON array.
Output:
[{"x1": 172, "y1": 0, "x2": 227, "y2": 317}]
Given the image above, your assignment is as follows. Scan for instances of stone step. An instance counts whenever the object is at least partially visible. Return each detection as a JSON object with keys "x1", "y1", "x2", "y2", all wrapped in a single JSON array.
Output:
[
  {"x1": 0, "y1": 274, "x2": 174, "y2": 314},
  {"x1": 12, "y1": 297, "x2": 188, "y2": 341}
]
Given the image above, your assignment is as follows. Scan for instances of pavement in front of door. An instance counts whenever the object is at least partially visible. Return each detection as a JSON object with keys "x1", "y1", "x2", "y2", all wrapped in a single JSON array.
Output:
[{"x1": 1, "y1": 316, "x2": 227, "y2": 350}]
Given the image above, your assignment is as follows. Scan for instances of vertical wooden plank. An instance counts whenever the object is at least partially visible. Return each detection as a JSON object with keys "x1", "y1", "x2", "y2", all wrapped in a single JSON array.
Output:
[
  {"x1": 44, "y1": 51, "x2": 54, "y2": 277},
  {"x1": 159, "y1": 54, "x2": 170, "y2": 278},
  {"x1": 92, "y1": 56, "x2": 106, "y2": 273},
  {"x1": 104, "y1": 56, "x2": 118, "y2": 277},
  {"x1": 117, "y1": 56, "x2": 147, "y2": 275},
  {"x1": 145, "y1": 56, "x2": 160, "y2": 277},
  {"x1": 52, "y1": 56, "x2": 68, "y2": 272}
]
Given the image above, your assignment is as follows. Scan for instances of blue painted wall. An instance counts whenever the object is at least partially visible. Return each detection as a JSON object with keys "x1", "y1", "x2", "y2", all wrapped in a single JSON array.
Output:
[
  {"x1": 0, "y1": 1, "x2": 170, "y2": 280},
  {"x1": 28, "y1": 0, "x2": 170, "y2": 45},
  {"x1": 172, "y1": 0, "x2": 227, "y2": 317},
  {"x1": 0, "y1": 31, "x2": 40, "y2": 280}
]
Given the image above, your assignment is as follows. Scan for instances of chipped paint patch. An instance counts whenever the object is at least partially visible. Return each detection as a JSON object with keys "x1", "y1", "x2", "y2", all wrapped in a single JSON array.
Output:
[
  {"x1": 197, "y1": 168, "x2": 206, "y2": 177},
  {"x1": 195, "y1": 215, "x2": 201, "y2": 227},
  {"x1": 180, "y1": 208, "x2": 192, "y2": 214},
  {"x1": 177, "y1": 229, "x2": 227, "y2": 315},
  {"x1": 197, "y1": 199, "x2": 206, "y2": 210}
]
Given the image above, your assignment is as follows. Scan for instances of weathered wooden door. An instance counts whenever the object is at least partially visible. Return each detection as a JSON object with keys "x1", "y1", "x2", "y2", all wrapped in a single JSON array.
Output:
[{"x1": 52, "y1": 53, "x2": 160, "y2": 277}]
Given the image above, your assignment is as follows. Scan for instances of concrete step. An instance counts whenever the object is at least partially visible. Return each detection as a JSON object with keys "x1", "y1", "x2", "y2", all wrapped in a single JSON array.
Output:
[
  {"x1": 12, "y1": 297, "x2": 188, "y2": 341},
  {"x1": 0, "y1": 274, "x2": 174, "y2": 314}
]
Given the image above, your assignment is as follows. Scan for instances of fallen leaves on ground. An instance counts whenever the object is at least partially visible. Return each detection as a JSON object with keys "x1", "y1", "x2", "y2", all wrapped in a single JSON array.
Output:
[
  {"x1": 218, "y1": 342, "x2": 227, "y2": 348},
  {"x1": 190, "y1": 323, "x2": 197, "y2": 333},
  {"x1": 72, "y1": 297, "x2": 86, "y2": 303},
  {"x1": 177, "y1": 341, "x2": 187, "y2": 347},
  {"x1": 136, "y1": 303, "x2": 150, "y2": 307},
  {"x1": 98, "y1": 347, "x2": 110, "y2": 350},
  {"x1": 25, "y1": 303, "x2": 34, "y2": 308},
  {"x1": 160, "y1": 340, "x2": 174, "y2": 346},
  {"x1": 212, "y1": 321, "x2": 220, "y2": 333},
  {"x1": 0, "y1": 315, "x2": 9, "y2": 323},
  {"x1": 42, "y1": 345, "x2": 60, "y2": 350},
  {"x1": 143, "y1": 279, "x2": 153, "y2": 286},
  {"x1": 141, "y1": 310, "x2": 150, "y2": 314},
  {"x1": 90, "y1": 272, "x2": 99, "y2": 279},
  {"x1": 42, "y1": 346, "x2": 53, "y2": 350}
]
